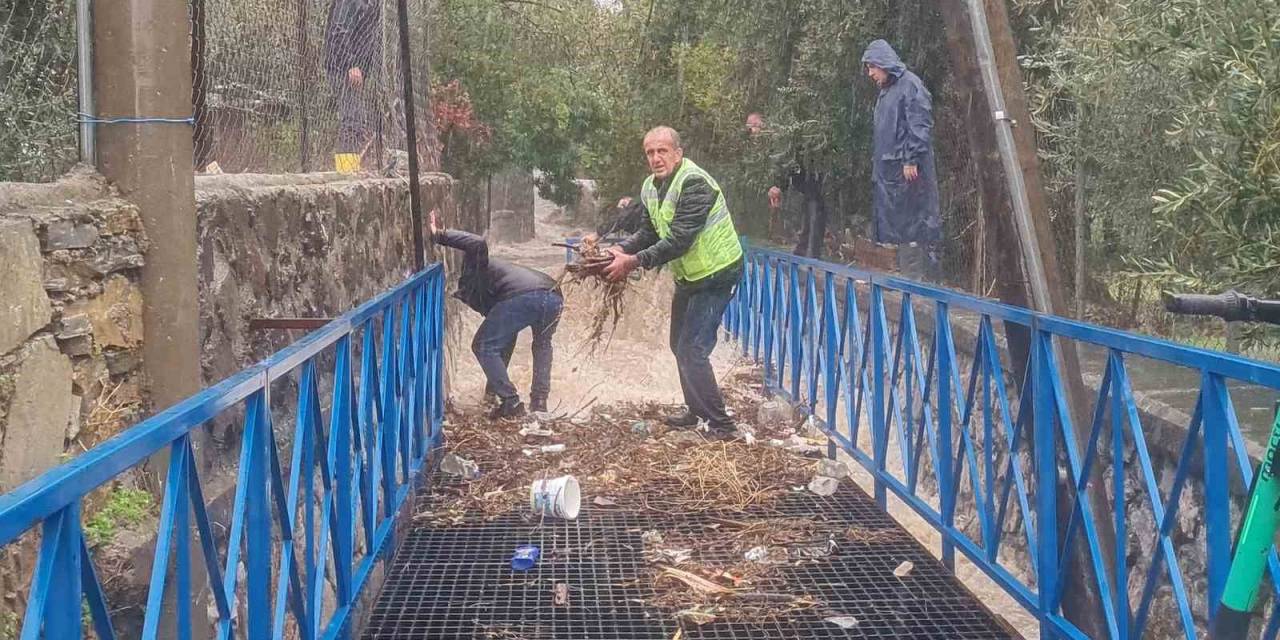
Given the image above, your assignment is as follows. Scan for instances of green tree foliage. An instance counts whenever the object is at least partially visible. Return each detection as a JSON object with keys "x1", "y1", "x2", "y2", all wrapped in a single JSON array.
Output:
[
  {"x1": 1019, "y1": 0, "x2": 1280, "y2": 299},
  {"x1": 429, "y1": 0, "x2": 612, "y2": 204},
  {"x1": 430, "y1": 0, "x2": 964, "y2": 240},
  {"x1": 0, "y1": 0, "x2": 79, "y2": 182}
]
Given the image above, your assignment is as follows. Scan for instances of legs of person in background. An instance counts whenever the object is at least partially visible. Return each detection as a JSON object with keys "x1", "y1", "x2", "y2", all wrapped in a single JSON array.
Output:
[
  {"x1": 669, "y1": 281, "x2": 737, "y2": 435},
  {"x1": 805, "y1": 197, "x2": 828, "y2": 260},
  {"x1": 896, "y1": 242, "x2": 942, "y2": 283},
  {"x1": 528, "y1": 290, "x2": 563, "y2": 413},
  {"x1": 335, "y1": 82, "x2": 371, "y2": 173},
  {"x1": 793, "y1": 209, "x2": 812, "y2": 257}
]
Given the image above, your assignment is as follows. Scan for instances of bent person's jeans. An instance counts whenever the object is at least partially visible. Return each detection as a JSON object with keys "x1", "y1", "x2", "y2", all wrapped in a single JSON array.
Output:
[{"x1": 472, "y1": 289, "x2": 563, "y2": 404}]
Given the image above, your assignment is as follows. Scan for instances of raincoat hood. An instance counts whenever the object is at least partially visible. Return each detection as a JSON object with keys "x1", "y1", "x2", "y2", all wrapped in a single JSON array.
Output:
[{"x1": 861, "y1": 39, "x2": 906, "y2": 79}]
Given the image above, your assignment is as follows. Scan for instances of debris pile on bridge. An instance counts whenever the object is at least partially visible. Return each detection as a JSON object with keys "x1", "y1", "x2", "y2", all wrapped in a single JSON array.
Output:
[{"x1": 418, "y1": 369, "x2": 903, "y2": 626}]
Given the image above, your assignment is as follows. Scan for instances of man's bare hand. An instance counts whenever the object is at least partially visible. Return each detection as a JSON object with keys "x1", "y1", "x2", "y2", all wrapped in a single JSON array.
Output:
[
  {"x1": 428, "y1": 209, "x2": 442, "y2": 236},
  {"x1": 617, "y1": 196, "x2": 632, "y2": 209},
  {"x1": 903, "y1": 164, "x2": 920, "y2": 182},
  {"x1": 602, "y1": 247, "x2": 639, "y2": 282},
  {"x1": 767, "y1": 186, "x2": 782, "y2": 210},
  {"x1": 348, "y1": 67, "x2": 365, "y2": 89}
]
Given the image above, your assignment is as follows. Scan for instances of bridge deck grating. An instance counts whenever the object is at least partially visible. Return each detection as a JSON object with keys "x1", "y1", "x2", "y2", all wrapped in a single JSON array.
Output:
[{"x1": 362, "y1": 476, "x2": 1017, "y2": 639}]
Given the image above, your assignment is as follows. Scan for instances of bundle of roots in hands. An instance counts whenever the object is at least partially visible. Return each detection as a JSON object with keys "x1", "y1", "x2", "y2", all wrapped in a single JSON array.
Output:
[{"x1": 561, "y1": 236, "x2": 630, "y2": 354}]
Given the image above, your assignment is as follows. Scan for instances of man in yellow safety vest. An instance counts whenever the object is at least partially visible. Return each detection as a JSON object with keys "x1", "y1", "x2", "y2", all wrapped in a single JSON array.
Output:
[{"x1": 603, "y1": 126, "x2": 744, "y2": 439}]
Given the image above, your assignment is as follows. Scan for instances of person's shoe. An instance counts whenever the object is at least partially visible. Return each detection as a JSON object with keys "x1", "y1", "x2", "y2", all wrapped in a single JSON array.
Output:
[
  {"x1": 529, "y1": 397, "x2": 548, "y2": 413},
  {"x1": 489, "y1": 397, "x2": 526, "y2": 420},
  {"x1": 704, "y1": 426, "x2": 738, "y2": 442},
  {"x1": 663, "y1": 411, "x2": 700, "y2": 428}
]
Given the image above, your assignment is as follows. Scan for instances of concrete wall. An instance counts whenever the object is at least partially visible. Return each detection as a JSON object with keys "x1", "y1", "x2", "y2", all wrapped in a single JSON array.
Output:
[{"x1": 0, "y1": 167, "x2": 460, "y2": 493}]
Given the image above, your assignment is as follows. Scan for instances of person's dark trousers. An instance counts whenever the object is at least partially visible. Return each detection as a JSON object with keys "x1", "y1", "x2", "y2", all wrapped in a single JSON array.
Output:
[
  {"x1": 472, "y1": 289, "x2": 563, "y2": 406},
  {"x1": 331, "y1": 79, "x2": 371, "y2": 154},
  {"x1": 670, "y1": 276, "x2": 737, "y2": 429},
  {"x1": 483, "y1": 341, "x2": 516, "y2": 398},
  {"x1": 791, "y1": 195, "x2": 827, "y2": 260}
]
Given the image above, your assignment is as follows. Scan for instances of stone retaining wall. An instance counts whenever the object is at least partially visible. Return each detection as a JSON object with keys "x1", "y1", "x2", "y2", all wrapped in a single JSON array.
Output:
[{"x1": 0, "y1": 167, "x2": 148, "y2": 492}]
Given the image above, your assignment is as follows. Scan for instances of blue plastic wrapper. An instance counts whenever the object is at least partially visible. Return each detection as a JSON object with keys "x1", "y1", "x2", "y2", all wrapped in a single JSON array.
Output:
[{"x1": 511, "y1": 544, "x2": 540, "y2": 571}]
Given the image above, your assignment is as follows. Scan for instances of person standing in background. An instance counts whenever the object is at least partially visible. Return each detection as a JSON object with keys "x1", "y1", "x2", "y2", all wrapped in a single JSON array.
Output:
[
  {"x1": 324, "y1": 0, "x2": 381, "y2": 173},
  {"x1": 862, "y1": 39, "x2": 942, "y2": 280}
]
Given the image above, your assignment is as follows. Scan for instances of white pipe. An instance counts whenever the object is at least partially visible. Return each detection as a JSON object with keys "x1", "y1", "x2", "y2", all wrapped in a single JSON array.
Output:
[
  {"x1": 963, "y1": 0, "x2": 1052, "y2": 315},
  {"x1": 76, "y1": 0, "x2": 94, "y2": 163}
]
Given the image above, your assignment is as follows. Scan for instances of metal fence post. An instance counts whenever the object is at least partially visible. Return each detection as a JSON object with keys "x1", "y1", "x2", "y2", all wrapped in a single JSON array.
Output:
[
  {"x1": 937, "y1": 301, "x2": 956, "y2": 569},
  {"x1": 762, "y1": 261, "x2": 775, "y2": 386},
  {"x1": 823, "y1": 274, "x2": 839, "y2": 460},
  {"x1": 76, "y1": 0, "x2": 94, "y2": 163},
  {"x1": 395, "y1": 0, "x2": 426, "y2": 270},
  {"x1": 871, "y1": 280, "x2": 888, "y2": 508},
  {"x1": 788, "y1": 262, "x2": 802, "y2": 400},
  {"x1": 1033, "y1": 321, "x2": 1059, "y2": 637}
]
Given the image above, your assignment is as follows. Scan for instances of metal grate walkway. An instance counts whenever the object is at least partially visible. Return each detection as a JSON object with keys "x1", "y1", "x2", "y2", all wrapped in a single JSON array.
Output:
[{"x1": 362, "y1": 476, "x2": 1017, "y2": 639}]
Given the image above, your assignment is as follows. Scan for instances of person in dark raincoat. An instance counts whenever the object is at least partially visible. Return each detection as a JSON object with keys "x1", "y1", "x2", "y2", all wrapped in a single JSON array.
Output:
[{"x1": 861, "y1": 40, "x2": 941, "y2": 278}]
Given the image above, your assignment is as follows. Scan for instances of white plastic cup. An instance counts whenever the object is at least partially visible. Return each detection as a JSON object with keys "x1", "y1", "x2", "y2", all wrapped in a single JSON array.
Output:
[{"x1": 529, "y1": 475, "x2": 581, "y2": 520}]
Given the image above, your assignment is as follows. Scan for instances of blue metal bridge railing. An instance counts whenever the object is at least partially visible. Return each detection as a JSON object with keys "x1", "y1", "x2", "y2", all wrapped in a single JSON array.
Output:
[
  {"x1": 0, "y1": 265, "x2": 445, "y2": 640},
  {"x1": 723, "y1": 245, "x2": 1280, "y2": 639}
]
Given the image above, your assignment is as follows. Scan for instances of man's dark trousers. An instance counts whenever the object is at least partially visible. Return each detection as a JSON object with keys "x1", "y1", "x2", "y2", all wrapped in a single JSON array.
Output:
[
  {"x1": 670, "y1": 277, "x2": 736, "y2": 428},
  {"x1": 472, "y1": 289, "x2": 562, "y2": 405}
]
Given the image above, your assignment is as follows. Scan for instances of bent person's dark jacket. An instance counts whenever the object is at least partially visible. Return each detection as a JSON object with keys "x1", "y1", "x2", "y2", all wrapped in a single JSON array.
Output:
[{"x1": 433, "y1": 230, "x2": 557, "y2": 315}]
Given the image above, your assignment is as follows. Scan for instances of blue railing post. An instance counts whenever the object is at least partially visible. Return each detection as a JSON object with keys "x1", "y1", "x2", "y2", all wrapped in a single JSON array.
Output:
[
  {"x1": 35, "y1": 503, "x2": 84, "y2": 640},
  {"x1": 1204, "y1": 372, "x2": 1233, "y2": 625},
  {"x1": 1033, "y1": 323, "x2": 1059, "y2": 638},
  {"x1": 823, "y1": 274, "x2": 839, "y2": 460},
  {"x1": 937, "y1": 301, "x2": 956, "y2": 569},
  {"x1": 788, "y1": 262, "x2": 803, "y2": 401},
  {"x1": 871, "y1": 280, "x2": 888, "y2": 507},
  {"x1": 331, "y1": 336, "x2": 355, "y2": 615},
  {"x1": 762, "y1": 261, "x2": 775, "y2": 386}
]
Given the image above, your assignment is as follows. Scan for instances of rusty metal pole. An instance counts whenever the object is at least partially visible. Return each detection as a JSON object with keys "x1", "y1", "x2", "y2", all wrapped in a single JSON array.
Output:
[
  {"x1": 395, "y1": 0, "x2": 426, "y2": 271},
  {"x1": 296, "y1": 0, "x2": 311, "y2": 171}
]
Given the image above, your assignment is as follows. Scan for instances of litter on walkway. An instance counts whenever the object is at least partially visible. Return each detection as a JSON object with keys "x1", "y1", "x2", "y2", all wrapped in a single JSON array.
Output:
[
  {"x1": 529, "y1": 475, "x2": 580, "y2": 519},
  {"x1": 439, "y1": 453, "x2": 480, "y2": 479},
  {"x1": 383, "y1": 370, "x2": 1015, "y2": 636},
  {"x1": 510, "y1": 544, "x2": 540, "y2": 571},
  {"x1": 808, "y1": 475, "x2": 840, "y2": 496}
]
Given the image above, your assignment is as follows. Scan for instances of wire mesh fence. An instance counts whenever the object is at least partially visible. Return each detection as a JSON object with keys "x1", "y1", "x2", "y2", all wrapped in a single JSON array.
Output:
[
  {"x1": 191, "y1": 0, "x2": 438, "y2": 175},
  {"x1": 0, "y1": 0, "x2": 81, "y2": 183}
]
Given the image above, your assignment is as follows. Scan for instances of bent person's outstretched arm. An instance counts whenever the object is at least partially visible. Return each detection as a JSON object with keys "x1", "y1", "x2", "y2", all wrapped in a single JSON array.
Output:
[{"x1": 430, "y1": 210, "x2": 489, "y2": 269}]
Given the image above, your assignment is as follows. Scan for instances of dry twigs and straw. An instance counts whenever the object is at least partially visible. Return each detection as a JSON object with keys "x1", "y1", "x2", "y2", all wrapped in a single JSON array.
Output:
[{"x1": 559, "y1": 236, "x2": 631, "y2": 355}]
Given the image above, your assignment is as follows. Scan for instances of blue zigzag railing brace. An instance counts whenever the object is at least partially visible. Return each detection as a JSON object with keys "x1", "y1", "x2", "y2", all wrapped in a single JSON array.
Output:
[
  {"x1": 0, "y1": 265, "x2": 446, "y2": 640},
  {"x1": 723, "y1": 243, "x2": 1280, "y2": 639}
]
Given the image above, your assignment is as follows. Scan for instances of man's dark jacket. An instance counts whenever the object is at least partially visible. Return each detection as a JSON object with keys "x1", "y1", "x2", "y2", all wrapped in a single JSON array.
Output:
[
  {"x1": 434, "y1": 230, "x2": 557, "y2": 315},
  {"x1": 324, "y1": 0, "x2": 381, "y2": 81}
]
